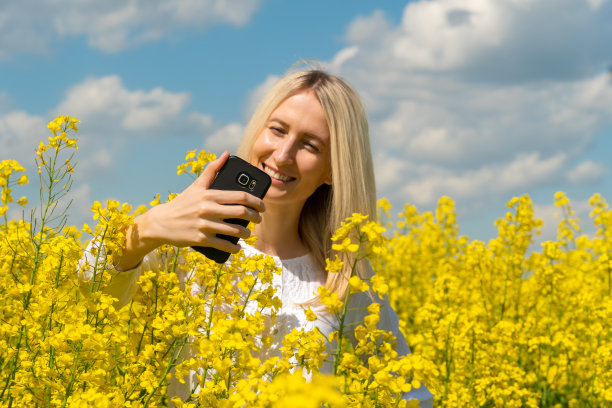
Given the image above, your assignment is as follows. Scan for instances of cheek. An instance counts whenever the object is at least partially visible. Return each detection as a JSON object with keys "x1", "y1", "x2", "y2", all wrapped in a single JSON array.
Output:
[
  {"x1": 255, "y1": 133, "x2": 278, "y2": 153},
  {"x1": 304, "y1": 155, "x2": 331, "y2": 184}
]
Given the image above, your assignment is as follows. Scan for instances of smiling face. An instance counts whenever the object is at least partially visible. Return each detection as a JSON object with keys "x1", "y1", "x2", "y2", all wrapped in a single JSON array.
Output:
[{"x1": 249, "y1": 90, "x2": 332, "y2": 208}]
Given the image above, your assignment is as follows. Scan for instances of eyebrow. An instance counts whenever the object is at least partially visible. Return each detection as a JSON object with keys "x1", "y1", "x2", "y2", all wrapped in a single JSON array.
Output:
[{"x1": 268, "y1": 117, "x2": 327, "y2": 145}]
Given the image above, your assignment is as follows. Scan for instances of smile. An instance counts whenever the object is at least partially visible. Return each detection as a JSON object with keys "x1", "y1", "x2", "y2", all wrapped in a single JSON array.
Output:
[{"x1": 263, "y1": 164, "x2": 295, "y2": 182}]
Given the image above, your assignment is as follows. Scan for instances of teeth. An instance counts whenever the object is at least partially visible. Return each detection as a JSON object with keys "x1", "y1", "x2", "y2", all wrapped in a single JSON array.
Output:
[{"x1": 264, "y1": 166, "x2": 293, "y2": 182}]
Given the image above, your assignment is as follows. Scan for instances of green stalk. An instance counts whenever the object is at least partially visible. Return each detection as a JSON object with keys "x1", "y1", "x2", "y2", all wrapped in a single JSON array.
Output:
[
  {"x1": 61, "y1": 343, "x2": 83, "y2": 408},
  {"x1": 238, "y1": 277, "x2": 258, "y2": 318},
  {"x1": 201, "y1": 263, "x2": 224, "y2": 383},
  {"x1": 1, "y1": 124, "x2": 75, "y2": 404},
  {"x1": 142, "y1": 336, "x2": 188, "y2": 407},
  {"x1": 333, "y1": 234, "x2": 364, "y2": 376},
  {"x1": 441, "y1": 318, "x2": 454, "y2": 405},
  {"x1": 89, "y1": 224, "x2": 110, "y2": 295},
  {"x1": 205, "y1": 264, "x2": 224, "y2": 340}
]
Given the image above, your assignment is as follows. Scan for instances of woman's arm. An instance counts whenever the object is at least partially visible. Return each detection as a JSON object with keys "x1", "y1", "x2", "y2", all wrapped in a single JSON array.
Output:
[
  {"x1": 79, "y1": 240, "x2": 149, "y2": 309},
  {"x1": 79, "y1": 151, "x2": 266, "y2": 308},
  {"x1": 113, "y1": 151, "x2": 265, "y2": 271}
]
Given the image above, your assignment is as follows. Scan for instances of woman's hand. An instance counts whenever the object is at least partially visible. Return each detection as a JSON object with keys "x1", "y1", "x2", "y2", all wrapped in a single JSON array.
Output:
[{"x1": 115, "y1": 151, "x2": 265, "y2": 270}]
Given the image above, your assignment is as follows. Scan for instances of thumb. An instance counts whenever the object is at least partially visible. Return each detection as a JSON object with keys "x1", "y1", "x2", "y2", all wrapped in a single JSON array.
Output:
[{"x1": 197, "y1": 151, "x2": 230, "y2": 189}]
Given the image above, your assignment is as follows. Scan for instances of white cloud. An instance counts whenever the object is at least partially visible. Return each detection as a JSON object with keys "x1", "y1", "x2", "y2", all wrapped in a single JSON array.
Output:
[
  {"x1": 1, "y1": 75, "x2": 241, "y2": 230},
  {"x1": 2, "y1": 75, "x2": 225, "y2": 187},
  {"x1": 203, "y1": 123, "x2": 244, "y2": 154},
  {"x1": 4, "y1": 178, "x2": 94, "y2": 234},
  {"x1": 329, "y1": 46, "x2": 359, "y2": 71},
  {"x1": 54, "y1": 0, "x2": 261, "y2": 52},
  {"x1": 343, "y1": 0, "x2": 612, "y2": 82},
  {"x1": 533, "y1": 197, "x2": 596, "y2": 245},
  {"x1": 393, "y1": 0, "x2": 506, "y2": 71},
  {"x1": 65, "y1": 183, "x2": 95, "y2": 228},
  {"x1": 373, "y1": 152, "x2": 408, "y2": 194},
  {"x1": 55, "y1": 76, "x2": 192, "y2": 132},
  {"x1": 567, "y1": 160, "x2": 608, "y2": 184},
  {"x1": 327, "y1": 0, "x2": 612, "y2": 215},
  {"x1": 244, "y1": 74, "x2": 280, "y2": 120},
  {"x1": 0, "y1": 111, "x2": 47, "y2": 166},
  {"x1": 78, "y1": 148, "x2": 113, "y2": 173},
  {"x1": 587, "y1": 0, "x2": 610, "y2": 8},
  {"x1": 396, "y1": 152, "x2": 567, "y2": 206},
  {"x1": 0, "y1": 2, "x2": 50, "y2": 59},
  {"x1": 344, "y1": 10, "x2": 391, "y2": 47},
  {"x1": 0, "y1": 0, "x2": 262, "y2": 57}
]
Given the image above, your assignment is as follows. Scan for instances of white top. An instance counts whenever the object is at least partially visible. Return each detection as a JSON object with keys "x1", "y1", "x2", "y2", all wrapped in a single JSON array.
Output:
[{"x1": 80, "y1": 240, "x2": 434, "y2": 407}]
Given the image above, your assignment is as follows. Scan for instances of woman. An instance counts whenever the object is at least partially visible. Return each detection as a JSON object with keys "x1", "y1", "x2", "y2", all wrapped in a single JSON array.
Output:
[{"x1": 81, "y1": 67, "x2": 434, "y2": 406}]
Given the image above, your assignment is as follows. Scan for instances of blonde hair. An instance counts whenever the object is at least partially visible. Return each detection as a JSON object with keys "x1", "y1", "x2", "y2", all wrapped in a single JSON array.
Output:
[{"x1": 237, "y1": 67, "x2": 376, "y2": 300}]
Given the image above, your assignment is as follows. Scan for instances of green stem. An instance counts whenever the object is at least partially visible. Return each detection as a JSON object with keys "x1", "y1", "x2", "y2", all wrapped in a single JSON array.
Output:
[
  {"x1": 89, "y1": 224, "x2": 110, "y2": 295},
  {"x1": 1, "y1": 130, "x2": 73, "y2": 403},
  {"x1": 333, "y1": 234, "x2": 364, "y2": 376},
  {"x1": 61, "y1": 344, "x2": 83, "y2": 408},
  {"x1": 136, "y1": 322, "x2": 148, "y2": 356},
  {"x1": 238, "y1": 277, "x2": 258, "y2": 318},
  {"x1": 205, "y1": 264, "x2": 224, "y2": 340},
  {"x1": 142, "y1": 336, "x2": 188, "y2": 407}
]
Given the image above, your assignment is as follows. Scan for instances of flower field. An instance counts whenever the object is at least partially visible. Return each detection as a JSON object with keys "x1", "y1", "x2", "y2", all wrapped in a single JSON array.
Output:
[{"x1": 0, "y1": 116, "x2": 610, "y2": 407}]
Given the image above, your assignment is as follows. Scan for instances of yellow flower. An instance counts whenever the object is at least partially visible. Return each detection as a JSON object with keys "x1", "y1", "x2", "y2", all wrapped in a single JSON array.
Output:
[
  {"x1": 185, "y1": 149, "x2": 196, "y2": 160},
  {"x1": 316, "y1": 286, "x2": 344, "y2": 314},
  {"x1": 332, "y1": 237, "x2": 359, "y2": 253},
  {"x1": 304, "y1": 307, "x2": 317, "y2": 322},
  {"x1": 325, "y1": 255, "x2": 344, "y2": 273},
  {"x1": 377, "y1": 198, "x2": 392, "y2": 213},
  {"x1": 17, "y1": 174, "x2": 28, "y2": 185},
  {"x1": 370, "y1": 274, "x2": 389, "y2": 297},
  {"x1": 149, "y1": 193, "x2": 161, "y2": 207},
  {"x1": 4, "y1": 114, "x2": 612, "y2": 407},
  {"x1": 176, "y1": 149, "x2": 217, "y2": 177},
  {"x1": 47, "y1": 118, "x2": 62, "y2": 134},
  {"x1": 348, "y1": 275, "x2": 369, "y2": 293}
]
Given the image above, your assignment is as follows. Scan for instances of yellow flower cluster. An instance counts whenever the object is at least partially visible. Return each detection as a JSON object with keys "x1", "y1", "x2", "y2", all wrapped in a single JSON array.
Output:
[
  {"x1": 319, "y1": 214, "x2": 439, "y2": 407},
  {"x1": 1, "y1": 116, "x2": 610, "y2": 407},
  {"x1": 374, "y1": 193, "x2": 612, "y2": 407},
  {"x1": 36, "y1": 115, "x2": 79, "y2": 172},
  {"x1": 0, "y1": 160, "x2": 28, "y2": 216},
  {"x1": 176, "y1": 149, "x2": 217, "y2": 177}
]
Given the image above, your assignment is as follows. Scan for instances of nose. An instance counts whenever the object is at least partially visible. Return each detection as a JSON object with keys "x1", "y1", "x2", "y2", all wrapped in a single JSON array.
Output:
[{"x1": 273, "y1": 136, "x2": 297, "y2": 165}]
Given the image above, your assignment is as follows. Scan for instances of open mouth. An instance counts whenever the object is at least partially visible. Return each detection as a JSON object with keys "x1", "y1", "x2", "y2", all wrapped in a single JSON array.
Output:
[{"x1": 262, "y1": 164, "x2": 296, "y2": 183}]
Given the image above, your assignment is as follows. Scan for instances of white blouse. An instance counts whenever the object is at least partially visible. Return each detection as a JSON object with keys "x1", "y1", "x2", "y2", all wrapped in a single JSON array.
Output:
[{"x1": 80, "y1": 240, "x2": 434, "y2": 407}]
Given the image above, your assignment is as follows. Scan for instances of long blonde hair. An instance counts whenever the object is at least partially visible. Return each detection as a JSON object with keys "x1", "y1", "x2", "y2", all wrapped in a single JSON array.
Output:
[{"x1": 237, "y1": 67, "x2": 376, "y2": 299}]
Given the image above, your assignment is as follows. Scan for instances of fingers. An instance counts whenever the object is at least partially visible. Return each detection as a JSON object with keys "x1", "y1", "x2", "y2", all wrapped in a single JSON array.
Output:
[
  {"x1": 197, "y1": 218, "x2": 252, "y2": 240},
  {"x1": 192, "y1": 151, "x2": 266, "y2": 215},
  {"x1": 201, "y1": 189, "x2": 265, "y2": 219},
  {"x1": 198, "y1": 151, "x2": 230, "y2": 189},
  {"x1": 214, "y1": 190, "x2": 266, "y2": 214},
  {"x1": 198, "y1": 199, "x2": 263, "y2": 225},
  {"x1": 191, "y1": 220, "x2": 251, "y2": 254},
  {"x1": 202, "y1": 235, "x2": 242, "y2": 254}
]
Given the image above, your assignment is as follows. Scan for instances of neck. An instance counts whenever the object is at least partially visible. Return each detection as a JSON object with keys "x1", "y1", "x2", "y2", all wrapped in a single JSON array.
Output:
[{"x1": 252, "y1": 200, "x2": 308, "y2": 259}]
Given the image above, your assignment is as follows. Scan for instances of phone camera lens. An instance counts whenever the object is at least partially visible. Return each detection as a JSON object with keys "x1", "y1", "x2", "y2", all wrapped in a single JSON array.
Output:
[{"x1": 237, "y1": 173, "x2": 250, "y2": 186}]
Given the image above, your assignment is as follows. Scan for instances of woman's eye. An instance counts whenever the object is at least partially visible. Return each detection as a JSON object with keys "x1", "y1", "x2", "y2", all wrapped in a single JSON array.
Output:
[
  {"x1": 270, "y1": 127, "x2": 284, "y2": 135},
  {"x1": 304, "y1": 141, "x2": 320, "y2": 152}
]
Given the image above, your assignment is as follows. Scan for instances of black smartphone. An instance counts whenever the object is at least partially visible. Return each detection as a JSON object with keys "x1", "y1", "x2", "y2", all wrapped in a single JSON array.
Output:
[{"x1": 191, "y1": 155, "x2": 271, "y2": 263}]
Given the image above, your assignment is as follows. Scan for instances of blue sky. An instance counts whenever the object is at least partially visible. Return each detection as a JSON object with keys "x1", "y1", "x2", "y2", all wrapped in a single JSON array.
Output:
[{"x1": 1, "y1": 0, "x2": 611, "y2": 244}]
